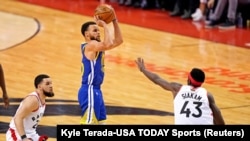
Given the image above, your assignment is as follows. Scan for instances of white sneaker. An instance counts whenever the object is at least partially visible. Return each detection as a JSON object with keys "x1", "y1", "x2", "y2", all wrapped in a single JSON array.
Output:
[
  {"x1": 193, "y1": 14, "x2": 203, "y2": 22},
  {"x1": 191, "y1": 8, "x2": 201, "y2": 18},
  {"x1": 192, "y1": 9, "x2": 203, "y2": 22}
]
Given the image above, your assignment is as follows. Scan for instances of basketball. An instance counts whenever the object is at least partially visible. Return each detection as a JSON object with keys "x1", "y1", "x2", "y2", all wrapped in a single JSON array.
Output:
[{"x1": 94, "y1": 4, "x2": 115, "y2": 24}]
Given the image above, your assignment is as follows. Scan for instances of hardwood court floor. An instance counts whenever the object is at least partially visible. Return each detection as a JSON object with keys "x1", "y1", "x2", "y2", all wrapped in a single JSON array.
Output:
[{"x1": 0, "y1": 0, "x2": 250, "y2": 140}]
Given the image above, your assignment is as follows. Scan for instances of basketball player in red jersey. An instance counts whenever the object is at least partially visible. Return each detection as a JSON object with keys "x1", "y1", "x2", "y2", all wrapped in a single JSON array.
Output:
[
  {"x1": 135, "y1": 57, "x2": 225, "y2": 125},
  {"x1": 6, "y1": 74, "x2": 54, "y2": 141},
  {"x1": 0, "y1": 64, "x2": 9, "y2": 108}
]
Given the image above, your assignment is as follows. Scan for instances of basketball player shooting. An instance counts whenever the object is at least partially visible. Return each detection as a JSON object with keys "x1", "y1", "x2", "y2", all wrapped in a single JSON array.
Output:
[{"x1": 77, "y1": 4, "x2": 123, "y2": 124}]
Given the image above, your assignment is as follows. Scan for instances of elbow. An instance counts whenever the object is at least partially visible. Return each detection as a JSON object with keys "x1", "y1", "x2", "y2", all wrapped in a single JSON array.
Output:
[
  {"x1": 116, "y1": 36, "x2": 123, "y2": 46},
  {"x1": 116, "y1": 39, "x2": 124, "y2": 47},
  {"x1": 103, "y1": 41, "x2": 113, "y2": 49},
  {"x1": 114, "y1": 38, "x2": 123, "y2": 47},
  {"x1": 111, "y1": 39, "x2": 124, "y2": 48},
  {"x1": 119, "y1": 38, "x2": 124, "y2": 44},
  {"x1": 104, "y1": 37, "x2": 123, "y2": 49}
]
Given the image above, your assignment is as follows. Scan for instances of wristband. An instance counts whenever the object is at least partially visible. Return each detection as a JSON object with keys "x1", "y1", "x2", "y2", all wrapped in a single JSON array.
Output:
[{"x1": 21, "y1": 134, "x2": 27, "y2": 139}]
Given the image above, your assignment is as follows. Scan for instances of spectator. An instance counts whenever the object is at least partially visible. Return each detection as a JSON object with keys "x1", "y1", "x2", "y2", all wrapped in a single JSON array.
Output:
[
  {"x1": 119, "y1": 0, "x2": 160, "y2": 9},
  {"x1": 206, "y1": 0, "x2": 250, "y2": 29},
  {"x1": 192, "y1": 0, "x2": 208, "y2": 21},
  {"x1": 170, "y1": 0, "x2": 200, "y2": 19}
]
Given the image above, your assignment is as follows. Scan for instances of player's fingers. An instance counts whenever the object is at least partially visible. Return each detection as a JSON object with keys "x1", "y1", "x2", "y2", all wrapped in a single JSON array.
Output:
[
  {"x1": 138, "y1": 57, "x2": 143, "y2": 63},
  {"x1": 138, "y1": 58, "x2": 141, "y2": 63},
  {"x1": 94, "y1": 15, "x2": 100, "y2": 21}
]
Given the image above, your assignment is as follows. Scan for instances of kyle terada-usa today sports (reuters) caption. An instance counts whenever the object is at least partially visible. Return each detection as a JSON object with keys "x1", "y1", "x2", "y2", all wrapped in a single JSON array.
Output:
[{"x1": 57, "y1": 125, "x2": 250, "y2": 139}]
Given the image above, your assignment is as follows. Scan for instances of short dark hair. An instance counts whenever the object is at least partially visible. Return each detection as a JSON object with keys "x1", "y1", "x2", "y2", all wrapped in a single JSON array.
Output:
[
  {"x1": 81, "y1": 21, "x2": 96, "y2": 37},
  {"x1": 34, "y1": 74, "x2": 50, "y2": 88},
  {"x1": 190, "y1": 68, "x2": 205, "y2": 83}
]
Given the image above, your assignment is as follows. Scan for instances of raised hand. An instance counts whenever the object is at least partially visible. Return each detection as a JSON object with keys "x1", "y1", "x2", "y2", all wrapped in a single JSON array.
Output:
[{"x1": 135, "y1": 57, "x2": 146, "y2": 72}]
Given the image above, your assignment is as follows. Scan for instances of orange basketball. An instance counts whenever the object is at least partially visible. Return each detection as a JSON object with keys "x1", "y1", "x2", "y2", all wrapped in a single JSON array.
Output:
[{"x1": 94, "y1": 4, "x2": 115, "y2": 24}]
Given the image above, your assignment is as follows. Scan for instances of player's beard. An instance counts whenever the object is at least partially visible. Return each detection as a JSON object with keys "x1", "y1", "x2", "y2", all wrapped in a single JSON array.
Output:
[
  {"x1": 90, "y1": 36, "x2": 100, "y2": 42},
  {"x1": 43, "y1": 89, "x2": 54, "y2": 97}
]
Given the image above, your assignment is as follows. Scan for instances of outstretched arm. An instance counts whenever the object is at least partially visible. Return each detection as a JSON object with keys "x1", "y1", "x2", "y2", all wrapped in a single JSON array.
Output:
[
  {"x1": 135, "y1": 57, "x2": 182, "y2": 97},
  {"x1": 0, "y1": 64, "x2": 9, "y2": 108},
  {"x1": 207, "y1": 92, "x2": 225, "y2": 125}
]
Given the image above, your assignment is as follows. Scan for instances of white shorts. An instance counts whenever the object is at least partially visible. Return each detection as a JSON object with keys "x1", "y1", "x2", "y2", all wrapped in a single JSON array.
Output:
[{"x1": 6, "y1": 128, "x2": 40, "y2": 141}]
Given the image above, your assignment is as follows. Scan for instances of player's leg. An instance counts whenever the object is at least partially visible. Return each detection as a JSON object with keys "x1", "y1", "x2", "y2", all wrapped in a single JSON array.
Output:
[
  {"x1": 96, "y1": 89, "x2": 107, "y2": 124},
  {"x1": 78, "y1": 86, "x2": 98, "y2": 124}
]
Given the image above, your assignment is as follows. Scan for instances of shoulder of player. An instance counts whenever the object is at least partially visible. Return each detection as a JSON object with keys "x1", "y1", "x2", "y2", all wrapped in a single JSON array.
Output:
[
  {"x1": 85, "y1": 41, "x2": 99, "y2": 50},
  {"x1": 171, "y1": 82, "x2": 182, "y2": 90},
  {"x1": 22, "y1": 95, "x2": 40, "y2": 107},
  {"x1": 171, "y1": 82, "x2": 182, "y2": 97},
  {"x1": 206, "y1": 91, "x2": 216, "y2": 103},
  {"x1": 85, "y1": 41, "x2": 108, "y2": 52}
]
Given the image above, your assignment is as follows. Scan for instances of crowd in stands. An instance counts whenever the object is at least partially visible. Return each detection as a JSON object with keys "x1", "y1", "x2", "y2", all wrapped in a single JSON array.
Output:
[{"x1": 115, "y1": 0, "x2": 250, "y2": 29}]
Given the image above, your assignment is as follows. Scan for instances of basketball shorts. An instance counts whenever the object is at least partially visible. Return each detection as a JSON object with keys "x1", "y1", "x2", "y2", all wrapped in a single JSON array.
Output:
[{"x1": 78, "y1": 85, "x2": 107, "y2": 124}]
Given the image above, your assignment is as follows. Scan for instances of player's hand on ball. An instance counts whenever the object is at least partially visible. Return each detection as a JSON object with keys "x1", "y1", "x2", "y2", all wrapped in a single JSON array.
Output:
[{"x1": 94, "y1": 15, "x2": 107, "y2": 27}]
